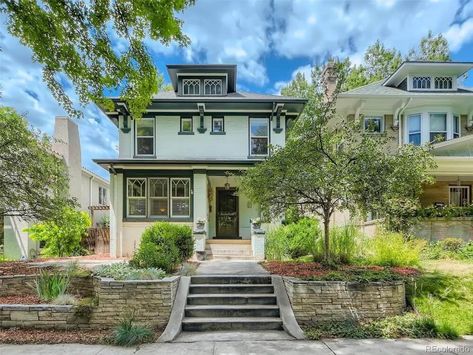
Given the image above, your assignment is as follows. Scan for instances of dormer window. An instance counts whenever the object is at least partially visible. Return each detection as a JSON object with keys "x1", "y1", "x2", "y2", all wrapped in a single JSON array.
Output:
[
  {"x1": 412, "y1": 76, "x2": 431, "y2": 89},
  {"x1": 204, "y1": 79, "x2": 223, "y2": 95},
  {"x1": 434, "y1": 77, "x2": 453, "y2": 89},
  {"x1": 182, "y1": 79, "x2": 200, "y2": 95}
]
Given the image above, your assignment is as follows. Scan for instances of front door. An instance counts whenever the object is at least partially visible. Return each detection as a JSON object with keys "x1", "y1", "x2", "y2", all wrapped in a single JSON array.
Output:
[{"x1": 216, "y1": 188, "x2": 239, "y2": 238}]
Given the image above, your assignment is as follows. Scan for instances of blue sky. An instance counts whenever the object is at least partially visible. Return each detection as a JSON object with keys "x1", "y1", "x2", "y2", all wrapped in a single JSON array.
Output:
[{"x1": 1, "y1": 0, "x2": 473, "y2": 180}]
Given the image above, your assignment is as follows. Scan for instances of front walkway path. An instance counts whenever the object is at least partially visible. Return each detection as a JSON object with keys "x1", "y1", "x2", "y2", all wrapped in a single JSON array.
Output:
[
  {"x1": 1, "y1": 337, "x2": 472, "y2": 354},
  {"x1": 195, "y1": 260, "x2": 269, "y2": 275}
]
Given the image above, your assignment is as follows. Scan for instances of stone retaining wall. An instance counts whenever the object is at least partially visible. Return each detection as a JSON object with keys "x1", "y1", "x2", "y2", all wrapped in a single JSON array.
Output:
[
  {"x1": 283, "y1": 277, "x2": 405, "y2": 325},
  {"x1": 0, "y1": 276, "x2": 179, "y2": 329},
  {"x1": 0, "y1": 275, "x2": 94, "y2": 298}
]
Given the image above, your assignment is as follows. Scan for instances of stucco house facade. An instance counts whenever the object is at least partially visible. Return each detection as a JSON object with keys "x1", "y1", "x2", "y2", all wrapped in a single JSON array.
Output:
[
  {"x1": 334, "y1": 61, "x2": 473, "y2": 240},
  {"x1": 95, "y1": 64, "x2": 306, "y2": 258}
]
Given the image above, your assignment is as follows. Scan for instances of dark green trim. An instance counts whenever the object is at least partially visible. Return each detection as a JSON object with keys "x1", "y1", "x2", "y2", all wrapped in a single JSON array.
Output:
[
  {"x1": 180, "y1": 116, "x2": 193, "y2": 134},
  {"x1": 95, "y1": 159, "x2": 258, "y2": 166},
  {"x1": 273, "y1": 128, "x2": 283, "y2": 133},
  {"x1": 211, "y1": 116, "x2": 225, "y2": 134},
  {"x1": 178, "y1": 131, "x2": 195, "y2": 135},
  {"x1": 210, "y1": 132, "x2": 226, "y2": 135},
  {"x1": 193, "y1": 169, "x2": 207, "y2": 174},
  {"x1": 197, "y1": 127, "x2": 207, "y2": 133},
  {"x1": 123, "y1": 217, "x2": 193, "y2": 223}
]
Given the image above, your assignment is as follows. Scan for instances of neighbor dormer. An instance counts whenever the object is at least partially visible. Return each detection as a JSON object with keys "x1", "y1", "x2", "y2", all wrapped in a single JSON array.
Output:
[
  {"x1": 383, "y1": 61, "x2": 472, "y2": 92},
  {"x1": 167, "y1": 64, "x2": 237, "y2": 97}
]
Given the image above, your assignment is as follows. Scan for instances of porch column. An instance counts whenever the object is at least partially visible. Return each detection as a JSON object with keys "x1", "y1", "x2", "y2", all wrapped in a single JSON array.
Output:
[
  {"x1": 193, "y1": 171, "x2": 208, "y2": 252},
  {"x1": 109, "y1": 173, "x2": 123, "y2": 257}
]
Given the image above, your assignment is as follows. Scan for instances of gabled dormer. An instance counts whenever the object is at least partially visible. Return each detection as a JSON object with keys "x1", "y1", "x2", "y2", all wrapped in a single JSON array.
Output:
[
  {"x1": 167, "y1": 64, "x2": 237, "y2": 97},
  {"x1": 383, "y1": 61, "x2": 473, "y2": 92}
]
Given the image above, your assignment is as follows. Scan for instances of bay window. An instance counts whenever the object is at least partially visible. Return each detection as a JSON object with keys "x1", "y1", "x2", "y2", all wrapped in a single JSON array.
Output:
[
  {"x1": 429, "y1": 113, "x2": 447, "y2": 143},
  {"x1": 135, "y1": 118, "x2": 154, "y2": 156},
  {"x1": 408, "y1": 114, "x2": 421, "y2": 145},
  {"x1": 249, "y1": 117, "x2": 269, "y2": 156}
]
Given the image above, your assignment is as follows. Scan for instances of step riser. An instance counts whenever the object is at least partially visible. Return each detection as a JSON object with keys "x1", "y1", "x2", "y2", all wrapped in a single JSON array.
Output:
[
  {"x1": 191, "y1": 276, "x2": 272, "y2": 285},
  {"x1": 187, "y1": 296, "x2": 277, "y2": 305},
  {"x1": 182, "y1": 321, "x2": 283, "y2": 332},
  {"x1": 185, "y1": 309, "x2": 280, "y2": 318},
  {"x1": 189, "y1": 286, "x2": 274, "y2": 294}
]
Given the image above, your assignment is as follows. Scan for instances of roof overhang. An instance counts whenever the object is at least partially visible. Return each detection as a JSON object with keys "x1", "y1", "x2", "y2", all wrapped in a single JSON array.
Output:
[
  {"x1": 431, "y1": 157, "x2": 473, "y2": 176},
  {"x1": 384, "y1": 61, "x2": 473, "y2": 87}
]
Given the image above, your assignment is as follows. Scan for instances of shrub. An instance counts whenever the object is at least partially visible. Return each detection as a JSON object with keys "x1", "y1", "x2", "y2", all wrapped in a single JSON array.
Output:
[
  {"x1": 326, "y1": 225, "x2": 359, "y2": 264},
  {"x1": 362, "y1": 231, "x2": 424, "y2": 267},
  {"x1": 111, "y1": 311, "x2": 154, "y2": 346},
  {"x1": 130, "y1": 241, "x2": 179, "y2": 273},
  {"x1": 27, "y1": 207, "x2": 91, "y2": 257},
  {"x1": 459, "y1": 242, "x2": 473, "y2": 260},
  {"x1": 94, "y1": 262, "x2": 165, "y2": 280},
  {"x1": 266, "y1": 218, "x2": 320, "y2": 261},
  {"x1": 422, "y1": 239, "x2": 473, "y2": 260},
  {"x1": 439, "y1": 238, "x2": 463, "y2": 252},
  {"x1": 34, "y1": 269, "x2": 70, "y2": 301},
  {"x1": 140, "y1": 222, "x2": 193, "y2": 262}
]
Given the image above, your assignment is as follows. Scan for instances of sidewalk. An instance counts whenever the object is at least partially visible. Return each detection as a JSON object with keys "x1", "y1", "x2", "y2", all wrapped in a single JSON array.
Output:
[{"x1": 1, "y1": 337, "x2": 472, "y2": 355}]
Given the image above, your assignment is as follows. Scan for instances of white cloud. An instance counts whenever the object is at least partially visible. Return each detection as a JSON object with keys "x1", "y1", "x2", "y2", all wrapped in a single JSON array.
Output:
[{"x1": 444, "y1": 18, "x2": 473, "y2": 51}]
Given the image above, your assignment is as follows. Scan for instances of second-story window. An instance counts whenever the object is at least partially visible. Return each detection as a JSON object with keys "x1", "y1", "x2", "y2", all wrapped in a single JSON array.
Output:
[
  {"x1": 412, "y1": 76, "x2": 431, "y2": 89},
  {"x1": 435, "y1": 77, "x2": 453, "y2": 89},
  {"x1": 98, "y1": 186, "x2": 107, "y2": 205},
  {"x1": 250, "y1": 117, "x2": 269, "y2": 156},
  {"x1": 204, "y1": 79, "x2": 223, "y2": 95},
  {"x1": 212, "y1": 117, "x2": 224, "y2": 133},
  {"x1": 180, "y1": 117, "x2": 193, "y2": 133},
  {"x1": 408, "y1": 114, "x2": 421, "y2": 145},
  {"x1": 430, "y1": 113, "x2": 447, "y2": 143},
  {"x1": 363, "y1": 116, "x2": 383, "y2": 134},
  {"x1": 182, "y1": 79, "x2": 200, "y2": 95},
  {"x1": 454, "y1": 115, "x2": 461, "y2": 139},
  {"x1": 135, "y1": 118, "x2": 154, "y2": 156}
]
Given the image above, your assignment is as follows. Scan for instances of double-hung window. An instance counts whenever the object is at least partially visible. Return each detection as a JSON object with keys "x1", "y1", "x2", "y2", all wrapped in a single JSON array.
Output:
[
  {"x1": 408, "y1": 114, "x2": 421, "y2": 145},
  {"x1": 171, "y1": 178, "x2": 191, "y2": 217},
  {"x1": 363, "y1": 116, "x2": 383, "y2": 134},
  {"x1": 127, "y1": 178, "x2": 147, "y2": 217},
  {"x1": 249, "y1": 118, "x2": 269, "y2": 156},
  {"x1": 149, "y1": 178, "x2": 168, "y2": 217},
  {"x1": 430, "y1": 113, "x2": 447, "y2": 143},
  {"x1": 449, "y1": 186, "x2": 470, "y2": 207},
  {"x1": 135, "y1": 118, "x2": 154, "y2": 156},
  {"x1": 454, "y1": 115, "x2": 461, "y2": 139}
]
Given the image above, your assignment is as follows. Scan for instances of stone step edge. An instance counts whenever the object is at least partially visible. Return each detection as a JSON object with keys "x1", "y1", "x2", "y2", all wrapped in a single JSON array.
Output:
[{"x1": 182, "y1": 317, "x2": 282, "y2": 324}]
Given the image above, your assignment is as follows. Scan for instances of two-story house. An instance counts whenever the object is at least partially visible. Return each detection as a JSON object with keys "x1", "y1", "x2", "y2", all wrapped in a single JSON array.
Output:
[
  {"x1": 335, "y1": 61, "x2": 473, "y2": 240},
  {"x1": 95, "y1": 64, "x2": 306, "y2": 257}
]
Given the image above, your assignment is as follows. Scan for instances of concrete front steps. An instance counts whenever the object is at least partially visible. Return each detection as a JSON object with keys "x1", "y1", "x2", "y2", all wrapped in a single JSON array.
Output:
[
  {"x1": 181, "y1": 275, "x2": 283, "y2": 332},
  {"x1": 205, "y1": 240, "x2": 255, "y2": 260}
]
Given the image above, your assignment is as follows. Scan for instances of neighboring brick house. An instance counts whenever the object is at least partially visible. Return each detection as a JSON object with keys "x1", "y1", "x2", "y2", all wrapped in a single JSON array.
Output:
[{"x1": 334, "y1": 61, "x2": 473, "y2": 240}]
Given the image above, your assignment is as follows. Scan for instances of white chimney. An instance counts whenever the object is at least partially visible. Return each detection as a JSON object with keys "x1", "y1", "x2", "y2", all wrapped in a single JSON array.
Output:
[{"x1": 52, "y1": 116, "x2": 82, "y2": 203}]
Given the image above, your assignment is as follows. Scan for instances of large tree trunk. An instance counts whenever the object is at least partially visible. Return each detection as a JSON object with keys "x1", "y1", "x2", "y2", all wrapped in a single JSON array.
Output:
[{"x1": 323, "y1": 214, "x2": 330, "y2": 263}]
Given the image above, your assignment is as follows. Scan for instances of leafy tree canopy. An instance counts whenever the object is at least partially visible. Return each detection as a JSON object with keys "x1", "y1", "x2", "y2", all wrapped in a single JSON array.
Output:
[
  {"x1": 1, "y1": 0, "x2": 193, "y2": 118},
  {"x1": 0, "y1": 106, "x2": 74, "y2": 221}
]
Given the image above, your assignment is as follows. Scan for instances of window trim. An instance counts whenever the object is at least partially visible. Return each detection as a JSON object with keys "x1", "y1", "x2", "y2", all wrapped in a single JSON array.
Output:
[
  {"x1": 449, "y1": 186, "x2": 470, "y2": 207},
  {"x1": 182, "y1": 78, "x2": 201, "y2": 96},
  {"x1": 148, "y1": 178, "x2": 169, "y2": 218},
  {"x1": 407, "y1": 113, "x2": 422, "y2": 146},
  {"x1": 134, "y1": 118, "x2": 155, "y2": 157},
  {"x1": 248, "y1": 117, "x2": 270, "y2": 157},
  {"x1": 363, "y1": 116, "x2": 384, "y2": 134},
  {"x1": 453, "y1": 114, "x2": 461, "y2": 139},
  {"x1": 429, "y1": 112, "x2": 448, "y2": 143},
  {"x1": 211, "y1": 117, "x2": 225, "y2": 134},
  {"x1": 409, "y1": 75, "x2": 456, "y2": 91},
  {"x1": 170, "y1": 178, "x2": 191, "y2": 218},
  {"x1": 179, "y1": 117, "x2": 194, "y2": 135},
  {"x1": 204, "y1": 79, "x2": 223, "y2": 96},
  {"x1": 126, "y1": 178, "x2": 147, "y2": 218}
]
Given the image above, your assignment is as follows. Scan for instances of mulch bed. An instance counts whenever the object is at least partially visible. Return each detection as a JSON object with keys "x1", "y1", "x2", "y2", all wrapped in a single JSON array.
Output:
[
  {"x1": 0, "y1": 262, "x2": 57, "y2": 276},
  {"x1": 0, "y1": 295, "x2": 43, "y2": 304},
  {"x1": 261, "y1": 261, "x2": 420, "y2": 280},
  {"x1": 0, "y1": 328, "x2": 109, "y2": 344}
]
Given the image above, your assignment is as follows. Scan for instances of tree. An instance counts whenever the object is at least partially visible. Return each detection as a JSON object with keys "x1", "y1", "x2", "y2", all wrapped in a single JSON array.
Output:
[
  {"x1": 363, "y1": 40, "x2": 402, "y2": 81},
  {"x1": 407, "y1": 31, "x2": 451, "y2": 62},
  {"x1": 1, "y1": 0, "x2": 193, "y2": 118},
  {"x1": 241, "y1": 63, "x2": 435, "y2": 262},
  {"x1": 0, "y1": 106, "x2": 73, "y2": 221}
]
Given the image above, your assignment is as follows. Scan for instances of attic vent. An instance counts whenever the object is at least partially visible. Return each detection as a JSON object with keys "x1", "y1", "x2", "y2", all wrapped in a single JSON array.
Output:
[
  {"x1": 434, "y1": 77, "x2": 453, "y2": 90},
  {"x1": 412, "y1": 76, "x2": 431, "y2": 89}
]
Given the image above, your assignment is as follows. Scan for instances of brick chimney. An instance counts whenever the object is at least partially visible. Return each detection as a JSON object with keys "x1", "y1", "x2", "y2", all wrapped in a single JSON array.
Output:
[{"x1": 321, "y1": 60, "x2": 338, "y2": 102}]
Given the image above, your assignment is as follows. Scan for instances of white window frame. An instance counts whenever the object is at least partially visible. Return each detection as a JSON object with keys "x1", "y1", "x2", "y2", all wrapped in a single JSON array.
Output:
[
  {"x1": 127, "y1": 178, "x2": 147, "y2": 218},
  {"x1": 170, "y1": 178, "x2": 191, "y2": 218},
  {"x1": 149, "y1": 178, "x2": 169, "y2": 218},
  {"x1": 449, "y1": 186, "x2": 470, "y2": 207},
  {"x1": 409, "y1": 75, "x2": 456, "y2": 91},
  {"x1": 363, "y1": 116, "x2": 384, "y2": 134},
  {"x1": 407, "y1": 114, "x2": 422, "y2": 146},
  {"x1": 453, "y1": 114, "x2": 461, "y2": 139},
  {"x1": 135, "y1": 118, "x2": 155, "y2": 157},
  {"x1": 182, "y1": 79, "x2": 201, "y2": 96},
  {"x1": 429, "y1": 113, "x2": 448, "y2": 143},
  {"x1": 204, "y1": 79, "x2": 223, "y2": 95},
  {"x1": 249, "y1": 117, "x2": 270, "y2": 157}
]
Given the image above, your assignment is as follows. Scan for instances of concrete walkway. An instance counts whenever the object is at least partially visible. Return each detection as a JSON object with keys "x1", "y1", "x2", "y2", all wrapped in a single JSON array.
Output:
[
  {"x1": 1, "y1": 337, "x2": 472, "y2": 354},
  {"x1": 195, "y1": 260, "x2": 269, "y2": 275}
]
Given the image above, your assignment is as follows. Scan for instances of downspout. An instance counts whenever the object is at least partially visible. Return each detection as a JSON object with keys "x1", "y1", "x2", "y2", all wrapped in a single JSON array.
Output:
[
  {"x1": 89, "y1": 175, "x2": 94, "y2": 225},
  {"x1": 396, "y1": 98, "x2": 412, "y2": 147}
]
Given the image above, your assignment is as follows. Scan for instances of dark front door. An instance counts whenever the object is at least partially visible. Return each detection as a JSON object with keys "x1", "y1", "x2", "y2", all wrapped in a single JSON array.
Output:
[{"x1": 216, "y1": 188, "x2": 239, "y2": 238}]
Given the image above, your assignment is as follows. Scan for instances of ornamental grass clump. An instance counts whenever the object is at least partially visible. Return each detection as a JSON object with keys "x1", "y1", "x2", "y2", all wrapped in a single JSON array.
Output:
[
  {"x1": 34, "y1": 269, "x2": 70, "y2": 302},
  {"x1": 111, "y1": 311, "x2": 154, "y2": 347}
]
